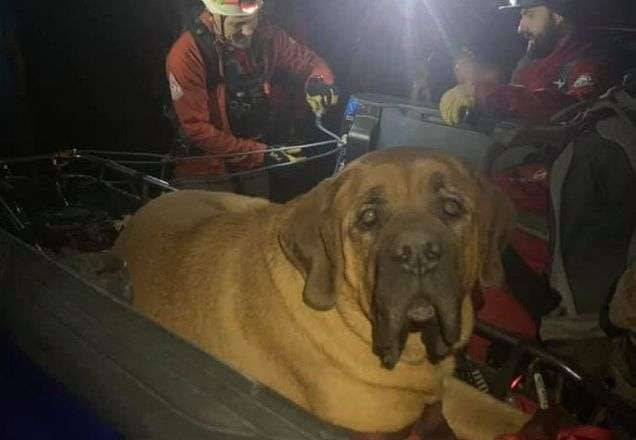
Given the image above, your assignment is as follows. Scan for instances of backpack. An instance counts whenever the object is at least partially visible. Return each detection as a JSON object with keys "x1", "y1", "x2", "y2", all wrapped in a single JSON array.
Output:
[{"x1": 495, "y1": 82, "x2": 636, "y2": 340}]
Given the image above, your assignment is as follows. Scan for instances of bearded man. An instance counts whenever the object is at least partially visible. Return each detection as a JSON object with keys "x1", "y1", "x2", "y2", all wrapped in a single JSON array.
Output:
[{"x1": 440, "y1": 0, "x2": 618, "y2": 126}]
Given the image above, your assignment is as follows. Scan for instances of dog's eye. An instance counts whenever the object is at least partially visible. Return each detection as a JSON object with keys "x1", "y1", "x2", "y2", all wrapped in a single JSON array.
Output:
[
  {"x1": 442, "y1": 199, "x2": 463, "y2": 218},
  {"x1": 358, "y1": 207, "x2": 379, "y2": 229}
]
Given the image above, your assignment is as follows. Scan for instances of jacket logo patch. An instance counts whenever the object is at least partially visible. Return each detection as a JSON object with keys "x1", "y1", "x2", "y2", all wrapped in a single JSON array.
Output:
[
  {"x1": 169, "y1": 73, "x2": 184, "y2": 100},
  {"x1": 572, "y1": 74, "x2": 594, "y2": 89},
  {"x1": 553, "y1": 78, "x2": 566, "y2": 90}
]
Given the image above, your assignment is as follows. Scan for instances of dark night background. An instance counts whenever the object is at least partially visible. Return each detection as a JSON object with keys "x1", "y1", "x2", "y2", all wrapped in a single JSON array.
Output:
[{"x1": 2, "y1": 0, "x2": 635, "y2": 159}]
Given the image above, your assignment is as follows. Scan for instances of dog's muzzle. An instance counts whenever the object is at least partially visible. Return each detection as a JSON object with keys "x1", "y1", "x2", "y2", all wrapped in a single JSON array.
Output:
[{"x1": 372, "y1": 217, "x2": 462, "y2": 369}]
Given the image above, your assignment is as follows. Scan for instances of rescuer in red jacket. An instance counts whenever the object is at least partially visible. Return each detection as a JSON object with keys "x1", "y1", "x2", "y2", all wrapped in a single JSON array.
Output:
[
  {"x1": 444, "y1": 0, "x2": 620, "y2": 361},
  {"x1": 440, "y1": 0, "x2": 618, "y2": 126},
  {"x1": 167, "y1": 0, "x2": 337, "y2": 181}
]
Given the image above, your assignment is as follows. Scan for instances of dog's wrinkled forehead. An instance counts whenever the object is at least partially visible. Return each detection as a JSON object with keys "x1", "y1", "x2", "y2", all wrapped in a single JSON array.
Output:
[{"x1": 336, "y1": 149, "x2": 477, "y2": 205}]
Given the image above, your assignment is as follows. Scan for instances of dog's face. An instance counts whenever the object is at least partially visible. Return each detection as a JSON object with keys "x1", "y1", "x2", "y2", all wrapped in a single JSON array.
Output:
[{"x1": 280, "y1": 148, "x2": 514, "y2": 368}]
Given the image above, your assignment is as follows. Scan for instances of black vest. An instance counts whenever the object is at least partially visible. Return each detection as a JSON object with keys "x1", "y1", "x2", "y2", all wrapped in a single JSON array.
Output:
[{"x1": 188, "y1": 17, "x2": 272, "y2": 141}]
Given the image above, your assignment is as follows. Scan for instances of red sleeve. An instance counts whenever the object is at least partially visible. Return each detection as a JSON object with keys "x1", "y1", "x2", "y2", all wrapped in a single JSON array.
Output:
[
  {"x1": 475, "y1": 57, "x2": 616, "y2": 124},
  {"x1": 166, "y1": 33, "x2": 262, "y2": 156},
  {"x1": 269, "y1": 25, "x2": 334, "y2": 85},
  {"x1": 475, "y1": 83, "x2": 578, "y2": 124}
]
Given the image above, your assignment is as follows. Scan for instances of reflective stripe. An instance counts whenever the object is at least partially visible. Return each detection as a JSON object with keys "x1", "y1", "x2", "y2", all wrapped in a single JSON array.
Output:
[{"x1": 549, "y1": 142, "x2": 578, "y2": 317}]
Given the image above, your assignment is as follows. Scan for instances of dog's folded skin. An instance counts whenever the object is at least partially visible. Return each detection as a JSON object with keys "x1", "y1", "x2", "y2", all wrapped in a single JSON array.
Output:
[{"x1": 114, "y1": 149, "x2": 530, "y2": 437}]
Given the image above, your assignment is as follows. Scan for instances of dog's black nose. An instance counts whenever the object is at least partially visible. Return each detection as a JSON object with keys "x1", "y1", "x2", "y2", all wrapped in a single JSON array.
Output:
[{"x1": 392, "y1": 231, "x2": 442, "y2": 275}]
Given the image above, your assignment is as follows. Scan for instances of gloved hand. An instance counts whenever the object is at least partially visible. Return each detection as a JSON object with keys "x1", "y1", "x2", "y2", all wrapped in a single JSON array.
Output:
[
  {"x1": 265, "y1": 146, "x2": 305, "y2": 167},
  {"x1": 227, "y1": 139, "x2": 267, "y2": 170},
  {"x1": 439, "y1": 83, "x2": 477, "y2": 126},
  {"x1": 305, "y1": 76, "x2": 339, "y2": 117}
]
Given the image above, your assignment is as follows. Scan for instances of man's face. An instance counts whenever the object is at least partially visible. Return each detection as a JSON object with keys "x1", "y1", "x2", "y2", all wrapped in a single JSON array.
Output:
[
  {"x1": 220, "y1": 14, "x2": 259, "y2": 49},
  {"x1": 517, "y1": 6, "x2": 563, "y2": 58}
]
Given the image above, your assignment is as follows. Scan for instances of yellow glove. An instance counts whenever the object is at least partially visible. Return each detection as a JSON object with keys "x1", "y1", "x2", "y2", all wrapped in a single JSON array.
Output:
[
  {"x1": 285, "y1": 147, "x2": 303, "y2": 156},
  {"x1": 279, "y1": 148, "x2": 305, "y2": 163},
  {"x1": 265, "y1": 148, "x2": 306, "y2": 166},
  {"x1": 439, "y1": 83, "x2": 477, "y2": 126},
  {"x1": 305, "y1": 77, "x2": 339, "y2": 117}
]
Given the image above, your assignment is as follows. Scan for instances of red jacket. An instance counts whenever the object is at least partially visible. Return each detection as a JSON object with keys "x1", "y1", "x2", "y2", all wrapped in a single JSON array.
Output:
[
  {"x1": 475, "y1": 33, "x2": 618, "y2": 124},
  {"x1": 166, "y1": 13, "x2": 333, "y2": 177}
]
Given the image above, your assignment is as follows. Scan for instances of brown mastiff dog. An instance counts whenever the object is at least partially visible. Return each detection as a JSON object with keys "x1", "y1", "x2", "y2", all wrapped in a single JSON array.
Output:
[{"x1": 113, "y1": 148, "x2": 530, "y2": 438}]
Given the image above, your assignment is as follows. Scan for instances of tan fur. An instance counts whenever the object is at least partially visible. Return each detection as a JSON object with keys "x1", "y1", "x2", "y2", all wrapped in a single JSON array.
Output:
[
  {"x1": 610, "y1": 262, "x2": 636, "y2": 330},
  {"x1": 443, "y1": 377, "x2": 531, "y2": 439},
  {"x1": 114, "y1": 151, "x2": 528, "y2": 437}
]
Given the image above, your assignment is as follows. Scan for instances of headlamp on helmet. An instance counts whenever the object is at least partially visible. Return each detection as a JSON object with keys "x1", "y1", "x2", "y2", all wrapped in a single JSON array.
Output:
[{"x1": 202, "y1": 0, "x2": 263, "y2": 17}]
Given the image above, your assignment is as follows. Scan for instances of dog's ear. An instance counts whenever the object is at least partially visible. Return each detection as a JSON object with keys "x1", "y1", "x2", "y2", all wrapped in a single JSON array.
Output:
[
  {"x1": 476, "y1": 178, "x2": 516, "y2": 290},
  {"x1": 279, "y1": 174, "x2": 343, "y2": 311}
]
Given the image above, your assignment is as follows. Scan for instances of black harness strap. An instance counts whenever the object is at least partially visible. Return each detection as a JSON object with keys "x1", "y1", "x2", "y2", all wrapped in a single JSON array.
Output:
[{"x1": 189, "y1": 17, "x2": 222, "y2": 93}]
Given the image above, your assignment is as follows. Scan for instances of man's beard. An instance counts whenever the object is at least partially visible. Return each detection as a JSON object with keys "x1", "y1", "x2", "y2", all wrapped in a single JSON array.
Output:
[{"x1": 524, "y1": 20, "x2": 560, "y2": 59}]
